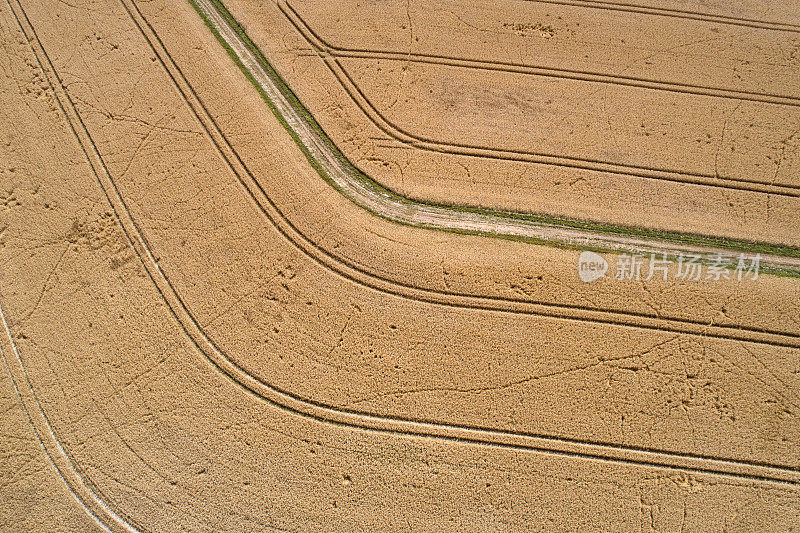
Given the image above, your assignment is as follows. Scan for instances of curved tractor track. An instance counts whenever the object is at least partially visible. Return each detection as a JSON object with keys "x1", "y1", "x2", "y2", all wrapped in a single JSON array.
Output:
[
  {"x1": 114, "y1": 3, "x2": 800, "y2": 351},
  {"x1": 4, "y1": 0, "x2": 800, "y2": 504},
  {"x1": 280, "y1": 0, "x2": 800, "y2": 199},
  {"x1": 197, "y1": 0, "x2": 800, "y2": 273},
  {"x1": 517, "y1": 0, "x2": 800, "y2": 32}
]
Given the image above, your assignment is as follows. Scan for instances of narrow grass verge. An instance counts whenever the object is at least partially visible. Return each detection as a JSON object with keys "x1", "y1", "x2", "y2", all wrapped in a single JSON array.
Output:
[{"x1": 187, "y1": 0, "x2": 800, "y2": 277}]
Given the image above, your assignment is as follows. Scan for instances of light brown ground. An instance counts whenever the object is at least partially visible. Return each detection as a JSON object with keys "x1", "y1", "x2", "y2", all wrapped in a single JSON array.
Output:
[{"x1": 0, "y1": 0, "x2": 799, "y2": 530}]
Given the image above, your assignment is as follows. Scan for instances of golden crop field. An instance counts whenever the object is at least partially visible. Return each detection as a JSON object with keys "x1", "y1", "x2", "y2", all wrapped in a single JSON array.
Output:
[{"x1": 1, "y1": 0, "x2": 798, "y2": 530}]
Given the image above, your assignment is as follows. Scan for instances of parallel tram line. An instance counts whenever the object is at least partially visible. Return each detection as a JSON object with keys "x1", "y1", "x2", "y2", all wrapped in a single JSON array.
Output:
[
  {"x1": 523, "y1": 0, "x2": 800, "y2": 33},
  {"x1": 279, "y1": 0, "x2": 800, "y2": 199}
]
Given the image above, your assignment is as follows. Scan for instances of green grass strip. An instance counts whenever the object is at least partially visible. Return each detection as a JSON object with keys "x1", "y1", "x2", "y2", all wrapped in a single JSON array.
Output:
[{"x1": 187, "y1": 0, "x2": 800, "y2": 277}]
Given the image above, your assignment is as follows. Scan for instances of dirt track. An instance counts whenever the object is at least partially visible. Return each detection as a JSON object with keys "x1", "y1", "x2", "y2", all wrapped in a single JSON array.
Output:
[{"x1": 192, "y1": 0, "x2": 800, "y2": 274}]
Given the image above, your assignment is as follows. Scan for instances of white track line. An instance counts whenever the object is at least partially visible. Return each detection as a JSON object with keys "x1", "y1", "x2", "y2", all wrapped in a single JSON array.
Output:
[{"x1": 0, "y1": 301, "x2": 139, "y2": 533}]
